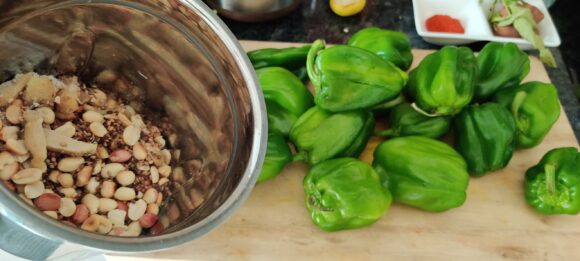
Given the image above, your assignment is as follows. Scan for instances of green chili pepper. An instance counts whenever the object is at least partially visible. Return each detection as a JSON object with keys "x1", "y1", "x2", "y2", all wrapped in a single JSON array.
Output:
[
  {"x1": 375, "y1": 102, "x2": 450, "y2": 139},
  {"x1": 524, "y1": 147, "x2": 580, "y2": 215},
  {"x1": 348, "y1": 27, "x2": 414, "y2": 71},
  {"x1": 373, "y1": 136, "x2": 470, "y2": 212},
  {"x1": 290, "y1": 106, "x2": 374, "y2": 166},
  {"x1": 454, "y1": 103, "x2": 517, "y2": 176},
  {"x1": 258, "y1": 132, "x2": 293, "y2": 183},
  {"x1": 474, "y1": 42, "x2": 530, "y2": 101},
  {"x1": 248, "y1": 45, "x2": 312, "y2": 71},
  {"x1": 494, "y1": 81, "x2": 561, "y2": 148},
  {"x1": 407, "y1": 46, "x2": 477, "y2": 117},
  {"x1": 307, "y1": 39, "x2": 407, "y2": 112},
  {"x1": 257, "y1": 67, "x2": 314, "y2": 136},
  {"x1": 304, "y1": 157, "x2": 392, "y2": 231}
]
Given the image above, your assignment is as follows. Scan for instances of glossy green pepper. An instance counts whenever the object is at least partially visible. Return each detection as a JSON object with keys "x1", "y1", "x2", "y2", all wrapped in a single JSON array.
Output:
[
  {"x1": 348, "y1": 27, "x2": 414, "y2": 71},
  {"x1": 307, "y1": 39, "x2": 407, "y2": 112},
  {"x1": 373, "y1": 136, "x2": 469, "y2": 212},
  {"x1": 257, "y1": 67, "x2": 314, "y2": 136},
  {"x1": 494, "y1": 81, "x2": 561, "y2": 148},
  {"x1": 524, "y1": 147, "x2": 580, "y2": 215},
  {"x1": 248, "y1": 45, "x2": 311, "y2": 71},
  {"x1": 290, "y1": 106, "x2": 374, "y2": 166},
  {"x1": 258, "y1": 132, "x2": 293, "y2": 183},
  {"x1": 375, "y1": 102, "x2": 450, "y2": 139},
  {"x1": 407, "y1": 46, "x2": 477, "y2": 116},
  {"x1": 474, "y1": 42, "x2": 530, "y2": 101},
  {"x1": 304, "y1": 157, "x2": 392, "y2": 231},
  {"x1": 454, "y1": 103, "x2": 516, "y2": 176}
]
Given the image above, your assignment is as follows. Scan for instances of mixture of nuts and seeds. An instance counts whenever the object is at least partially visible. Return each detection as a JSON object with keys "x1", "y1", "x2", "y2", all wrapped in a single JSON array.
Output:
[{"x1": 0, "y1": 72, "x2": 177, "y2": 236}]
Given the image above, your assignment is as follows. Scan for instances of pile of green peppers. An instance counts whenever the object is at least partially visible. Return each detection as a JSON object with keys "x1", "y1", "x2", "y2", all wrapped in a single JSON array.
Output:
[{"x1": 247, "y1": 27, "x2": 568, "y2": 232}]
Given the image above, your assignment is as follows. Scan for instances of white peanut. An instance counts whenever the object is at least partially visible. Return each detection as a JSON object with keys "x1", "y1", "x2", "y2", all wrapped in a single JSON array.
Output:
[
  {"x1": 150, "y1": 166, "x2": 159, "y2": 184},
  {"x1": 12, "y1": 168, "x2": 42, "y2": 184},
  {"x1": 57, "y1": 157, "x2": 84, "y2": 172},
  {"x1": 59, "y1": 187, "x2": 78, "y2": 198},
  {"x1": 54, "y1": 122, "x2": 76, "y2": 138},
  {"x1": 122, "y1": 125, "x2": 141, "y2": 146},
  {"x1": 100, "y1": 180, "x2": 116, "y2": 198},
  {"x1": 81, "y1": 215, "x2": 101, "y2": 232},
  {"x1": 158, "y1": 165, "x2": 171, "y2": 178},
  {"x1": 86, "y1": 177, "x2": 100, "y2": 194},
  {"x1": 101, "y1": 163, "x2": 125, "y2": 178},
  {"x1": 96, "y1": 215, "x2": 113, "y2": 234},
  {"x1": 132, "y1": 143, "x2": 147, "y2": 160},
  {"x1": 143, "y1": 188, "x2": 158, "y2": 204},
  {"x1": 76, "y1": 166, "x2": 92, "y2": 187},
  {"x1": 24, "y1": 181, "x2": 45, "y2": 199},
  {"x1": 57, "y1": 173, "x2": 74, "y2": 188},
  {"x1": 146, "y1": 204, "x2": 159, "y2": 215},
  {"x1": 0, "y1": 126, "x2": 19, "y2": 142},
  {"x1": 116, "y1": 171, "x2": 136, "y2": 186},
  {"x1": 59, "y1": 198, "x2": 76, "y2": 217},
  {"x1": 35, "y1": 107, "x2": 55, "y2": 124},
  {"x1": 82, "y1": 111, "x2": 104, "y2": 123},
  {"x1": 114, "y1": 187, "x2": 136, "y2": 201},
  {"x1": 82, "y1": 194, "x2": 100, "y2": 214},
  {"x1": 108, "y1": 209, "x2": 127, "y2": 227},
  {"x1": 110, "y1": 149, "x2": 131, "y2": 163},
  {"x1": 6, "y1": 140, "x2": 28, "y2": 155},
  {"x1": 89, "y1": 122, "x2": 108, "y2": 137},
  {"x1": 128, "y1": 199, "x2": 147, "y2": 221},
  {"x1": 98, "y1": 198, "x2": 118, "y2": 213}
]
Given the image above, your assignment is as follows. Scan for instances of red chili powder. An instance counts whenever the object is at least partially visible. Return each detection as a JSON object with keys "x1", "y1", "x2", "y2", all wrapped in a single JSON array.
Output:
[{"x1": 426, "y1": 15, "x2": 465, "y2": 34}]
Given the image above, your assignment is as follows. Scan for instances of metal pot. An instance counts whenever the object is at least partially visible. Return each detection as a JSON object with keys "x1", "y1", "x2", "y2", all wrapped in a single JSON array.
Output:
[
  {"x1": 204, "y1": 0, "x2": 303, "y2": 22},
  {"x1": 0, "y1": 0, "x2": 266, "y2": 259}
]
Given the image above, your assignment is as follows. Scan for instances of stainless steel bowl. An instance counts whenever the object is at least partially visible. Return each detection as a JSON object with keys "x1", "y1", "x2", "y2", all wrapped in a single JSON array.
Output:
[
  {"x1": 0, "y1": 0, "x2": 266, "y2": 259},
  {"x1": 204, "y1": 0, "x2": 303, "y2": 22}
]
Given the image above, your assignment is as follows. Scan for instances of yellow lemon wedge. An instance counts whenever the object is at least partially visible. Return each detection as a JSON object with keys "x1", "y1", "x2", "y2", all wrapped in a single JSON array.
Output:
[{"x1": 330, "y1": 0, "x2": 366, "y2": 17}]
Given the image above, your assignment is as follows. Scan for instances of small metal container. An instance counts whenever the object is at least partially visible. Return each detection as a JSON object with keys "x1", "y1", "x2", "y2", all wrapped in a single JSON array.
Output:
[
  {"x1": 0, "y1": 0, "x2": 266, "y2": 259},
  {"x1": 204, "y1": 0, "x2": 303, "y2": 22}
]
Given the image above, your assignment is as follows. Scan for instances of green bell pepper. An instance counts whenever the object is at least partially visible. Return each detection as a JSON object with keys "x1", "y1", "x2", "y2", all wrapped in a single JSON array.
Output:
[
  {"x1": 524, "y1": 147, "x2": 580, "y2": 215},
  {"x1": 494, "y1": 81, "x2": 561, "y2": 148},
  {"x1": 306, "y1": 39, "x2": 407, "y2": 112},
  {"x1": 258, "y1": 132, "x2": 293, "y2": 183},
  {"x1": 348, "y1": 27, "x2": 414, "y2": 71},
  {"x1": 257, "y1": 67, "x2": 314, "y2": 136},
  {"x1": 248, "y1": 45, "x2": 311, "y2": 71},
  {"x1": 290, "y1": 106, "x2": 374, "y2": 166},
  {"x1": 304, "y1": 157, "x2": 392, "y2": 231},
  {"x1": 474, "y1": 42, "x2": 530, "y2": 101},
  {"x1": 375, "y1": 102, "x2": 450, "y2": 139},
  {"x1": 373, "y1": 136, "x2": 470, "y2": 212},
  {"x1": 454, "y1": 103, "x2": 517, "y2": 176},
  {"x1": 407, "y1": 46, "x2": 477, "y2": 117}
]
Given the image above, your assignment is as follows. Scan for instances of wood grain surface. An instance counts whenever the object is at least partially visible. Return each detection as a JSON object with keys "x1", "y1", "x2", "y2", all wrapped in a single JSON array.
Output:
[{"x1": 109, "y1": 41, "x2": 580, "y2": 261}]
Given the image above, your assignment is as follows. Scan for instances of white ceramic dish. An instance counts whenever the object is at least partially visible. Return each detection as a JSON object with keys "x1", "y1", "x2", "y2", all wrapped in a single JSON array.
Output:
[{"x1": 412, "y1": 0, "x2": 561, "y2": 49}]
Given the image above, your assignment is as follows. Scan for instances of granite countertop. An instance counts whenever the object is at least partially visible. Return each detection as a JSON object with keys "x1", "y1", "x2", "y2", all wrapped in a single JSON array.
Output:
[{"x1": 221, "y1": 0, "x2": 580, "y2": 142}]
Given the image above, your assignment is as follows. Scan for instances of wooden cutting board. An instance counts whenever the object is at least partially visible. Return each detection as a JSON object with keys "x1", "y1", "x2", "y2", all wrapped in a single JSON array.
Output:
[{"x1": 112, "y1": 41, "x2": 580, "y2": 261}]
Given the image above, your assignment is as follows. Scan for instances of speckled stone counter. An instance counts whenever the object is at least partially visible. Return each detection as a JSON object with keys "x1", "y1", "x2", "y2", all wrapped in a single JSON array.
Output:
[{"x1": 221, "y1": 0, "x2": 580, "y2": 142}]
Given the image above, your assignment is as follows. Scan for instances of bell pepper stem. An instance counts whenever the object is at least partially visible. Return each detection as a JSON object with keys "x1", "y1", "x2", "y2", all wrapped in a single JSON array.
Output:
[
  {"x1": 411, "y1": 102, "x2": 439, "y2": 117},
  {"x1": 545, "y1": 164, "x2": 557, "y2": 197},
  {"x1": 306, "y1": 39, "x2": 325, "y2": 88},
  {"x1": 293, "y1": 151, "x2": 307, "y2": 162},
  {"x1": 511, "y1": 91, "x2": 527, "y2": 130},
  {"x1": 374, "y1": 129, "x2": 396, "y2": 137}
]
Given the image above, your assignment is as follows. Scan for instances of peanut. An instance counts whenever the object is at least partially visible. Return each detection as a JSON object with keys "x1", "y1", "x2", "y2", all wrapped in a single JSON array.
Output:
[
  {"x1": 57, "y1": 157, "x2": 84, "y2": 172},
  {"x1": 12, "y1": 168, "x2": 42, "y2": 184},
  {"x1": 110, "y1": 149, "x2": 131, "y2": 163},
  {"x1": 146, "y1": 204, "x2": 159, "y2": 216},
  {"x1": 54, "y1": 122, "x2": 76, "y2": 137},
  {"x1": 6, "y1": 100, "x2": 23, "y2": 124},
  {"x1": 35, "y1": 107, "x2": 55, "y2": 124},
  {"x1": 59, "y1": 187, "x2": 78, "y2": 198},
  {"x1": 116, "y1": 170, "x2": 136, "y2": 186},
  {"x1": 24, "y1": 181, "x2": 45, "y2": 199},
  {"x1": 143, "y1": 188, "x2": 159, "y2": 204},
  {"x1": 71, "y1": 204, "x2": 90, "y2": 224},
  {"x1": 81, "y1": 215, "x2": 100, "y2": 232},
  {"x1": 107, "y1": 209, "x2": 127, "y2": 227},
  {"x1": 122, "y1": 125, "x2": 141, "y2": 146},
  {"x1": 6, "y1": 139, "x2": 29, "y2": 155},
  {"x1": 34, "y1": 193, "x2": 61, "y2": 211},
  {"x1": 82, "y1": 111, "x2": 104, "y2": 123},
  {"x1": 86, "y1": 178, "x2": 100, "y2": 194},
  {"x1": 150, "y1": 166, "x2": 159, "y2": 184},
  {"x1": 97, "y1": 146, "x2": 109, "y2": 159},
  {"x1": 132, "y1": 143, "x2": 147, "y2": 160},
  {"x1": 0, "y1": 126, "x2": 19, "y2": 142},
  {"x1": 100, "y1": 180, "x2": 116, "y2": 198},
  {"x1": 57, "y1": 173, "x2": 74, "y2": 188},
  {"x1": 76, "y1": 166, "x2": 92, "y2": 187},
  {"x1": 89, "y1": 122, "x2": 108, "y2": 137},
  {"x1": 59, "y1": 198, "x2": 76, "y2": 217},
  {"x1": 114, "y1": 187, "x2": 136, "y2": 201},
  {"x1": 98, "y1": 198, "x2": 118, "y2": 213},
  {"x1": 82, "y1": 194, "x2": 100, "y2": 214},
  {"x1": 139, "y1": 213, "x2": 158, "y2": 229}
]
